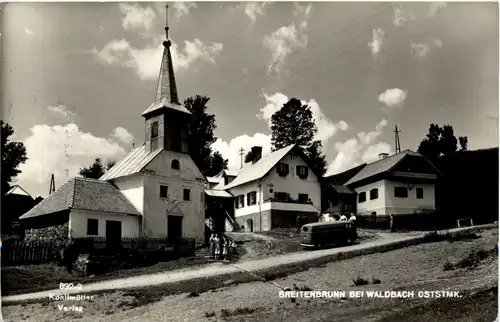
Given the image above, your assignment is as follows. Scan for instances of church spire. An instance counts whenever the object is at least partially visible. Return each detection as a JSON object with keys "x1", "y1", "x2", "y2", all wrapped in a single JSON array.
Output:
[
  {"x1": 142, "y1": 3, "x2": 190, "y2": 117},
  {"x1": 155, "y1": 4, "x2": 179, "y2": 105}
]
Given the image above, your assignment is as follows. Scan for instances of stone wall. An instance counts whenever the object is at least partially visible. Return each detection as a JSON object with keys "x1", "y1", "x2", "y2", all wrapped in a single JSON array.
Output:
[{"x1": 25, "y1": 223, "x2": 69, "y2": 246}]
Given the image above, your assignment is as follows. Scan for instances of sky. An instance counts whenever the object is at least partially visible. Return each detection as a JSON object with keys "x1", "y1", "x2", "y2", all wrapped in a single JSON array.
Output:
[{"x1": 1, "y1": 2, "x2": 498, "y2": 198}]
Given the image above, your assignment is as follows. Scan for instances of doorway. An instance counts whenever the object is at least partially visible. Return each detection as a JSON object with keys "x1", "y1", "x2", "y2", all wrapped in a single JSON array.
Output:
[
  {"x1": 245, "y1": 218, "x2": 254, "y2": 232},
  {"x1": 105, "y1": 220, "x2": 122, "y2": 249},
  {"x1": 168, "y1": 215, "x2": 183, "y2": 240}
]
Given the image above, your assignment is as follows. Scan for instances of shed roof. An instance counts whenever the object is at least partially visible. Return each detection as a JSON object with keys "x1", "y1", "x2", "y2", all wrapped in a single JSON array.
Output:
[{"x1": 20, "y1": 178, "x2": 140, "y2": 220}]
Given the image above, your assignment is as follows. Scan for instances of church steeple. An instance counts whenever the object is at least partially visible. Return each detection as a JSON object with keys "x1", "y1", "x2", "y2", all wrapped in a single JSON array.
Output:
[
  {"x1": 142, "y1": 4, "x2": 190, "y2": 117},
  {"x1": 143, "y1": 3, "x2": 191, "y2": 154}
]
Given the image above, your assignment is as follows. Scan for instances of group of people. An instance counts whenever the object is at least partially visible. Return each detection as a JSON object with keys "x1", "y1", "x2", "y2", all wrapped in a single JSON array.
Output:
[
  {"x1": 209, "y1": 234, "x2": 236, "y2": 260},
  {"x1": 340, "y1": 213, "x2": 357, "y2": 222}
]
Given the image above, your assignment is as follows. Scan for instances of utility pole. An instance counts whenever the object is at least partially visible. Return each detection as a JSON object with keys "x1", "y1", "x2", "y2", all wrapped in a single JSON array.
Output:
[
  {"x1": 49, "y1": 174, "x2": 55, "y2": 195},
  {"x1": 394, "y1": 125, "x2": 401, "y2": 154},
  {"x1": 239, "y1": 148, "x2": 245, "y2": 169}
]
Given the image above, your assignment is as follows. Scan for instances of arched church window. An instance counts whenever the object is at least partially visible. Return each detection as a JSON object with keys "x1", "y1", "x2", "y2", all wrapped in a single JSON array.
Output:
[{"x1": 171, "y1": 159, "x2": 180, "y2": 170}]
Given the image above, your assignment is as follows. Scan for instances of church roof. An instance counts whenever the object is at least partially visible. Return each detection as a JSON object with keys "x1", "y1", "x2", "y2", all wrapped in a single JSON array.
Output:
[
  {"x1": 99, "y1": 144, "x2": 163, "y2": 181},
  {"x1": 19, "y1": 178, "x2": 140, "y2": 220}
]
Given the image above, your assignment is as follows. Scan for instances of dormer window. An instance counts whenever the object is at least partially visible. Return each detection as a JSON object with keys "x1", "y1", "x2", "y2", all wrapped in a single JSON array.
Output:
[
  {"x1": 171, "y1": 159, "x2": 180, "y2": 170},
  {"x1": 151, "y1": 121, "x2": 159, "y2": 139},
  {"x1": 296, "y1": 165, "x2": 308, "y2": 179},
  {"x1": 276, "y1": 163, "x2": 289, "y2": 177}
]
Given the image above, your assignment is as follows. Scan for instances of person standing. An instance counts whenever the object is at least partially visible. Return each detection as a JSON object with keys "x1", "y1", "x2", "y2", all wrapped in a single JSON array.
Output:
[
  {"x1": 214, "y1": 234, "x2": 221, "y2": 260},
  {"x1": 209, "y1": 234, "x2": 215, "y2": 258},
  {"x1": 390, "y1": 214, "x2": 395, "y2": 232},
  {"x1": 349, "y1": 213, "x2": 357, "y2": 223},
  {"x1": 223, "y1": 238, "x2": 229, "y2": 260}
]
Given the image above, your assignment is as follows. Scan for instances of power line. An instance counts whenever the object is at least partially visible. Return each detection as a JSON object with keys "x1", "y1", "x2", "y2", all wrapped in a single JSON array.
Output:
[{"x1": 193, "y1": 4, "x2": 394, "y2": 97}]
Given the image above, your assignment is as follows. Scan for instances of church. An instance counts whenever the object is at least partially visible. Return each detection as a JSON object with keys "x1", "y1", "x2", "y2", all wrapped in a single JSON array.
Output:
[{"x1": 19, "y1": 11, "x2": 206, "y2": 245}]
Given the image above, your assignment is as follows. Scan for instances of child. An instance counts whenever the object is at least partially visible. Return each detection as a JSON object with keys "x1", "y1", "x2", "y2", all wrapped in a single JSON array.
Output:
[
  {"x1": 231, "y1": 240, "x2": 237, "y2": 256},
  {"x1": 223, "y1": 238, "x2": 229, "y2": 260}
]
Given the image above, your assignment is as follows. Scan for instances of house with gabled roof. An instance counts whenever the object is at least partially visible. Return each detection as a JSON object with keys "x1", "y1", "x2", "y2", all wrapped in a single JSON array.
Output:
[
  {"x1": 20, "y1": 17, "x2": 207, "y2": 245},
  {"x1": 2, "y1": 185, "x2": 36, "y2": 234},
  {"x1": 341, "y1": 150, "x2": 443, "y2": 222},
  {"x1": 210, "y1": 144, "x2": 321, "y2": 232}
]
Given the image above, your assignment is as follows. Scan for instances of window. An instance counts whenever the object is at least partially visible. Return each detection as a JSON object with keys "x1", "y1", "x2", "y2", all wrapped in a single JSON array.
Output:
[
  {"x1": 183, "y1": 189, "x2": 191, "y2": 201},
  {"x1": 296, "y1": 165, "x2": 309, "y2": 179},
  {"x1": 171, "y1": 159, "x2": 180, "y2": 170},
  {"x1": 269, "y1": 188, "x2": 273, "y2": 193},
  {"x1": 416, "y1": 187, "x2": 424, "y2": 199},
  {"x1": 247, "y1": 191, "x2": 257, "y2": 205},
  {"x1": 276, "y1": 163, "x2": 289, "y2": 176},
  {"x1": 238, "y1": 195, "x2": 245, "y2": 208},
  {"x1": 234, "y1": 199, "x2": 239, "y2": 209},
  {"x1": 370, "y1": 188, "x2": 379, "y2": 200},
  {"x1": 151, "y1": 121, "x2": 159, "y2": 138},
  {"x1": 298, "y1": 193, "x2": 309, "y2": 202},
  {"x1": 274, "y1": 192, "x2": 289, "y2": 202},
  {"x1": 87, "y1": 219, "x2": 98, "y2": 236},
  {"x1": 160, "y1": 185, "x2": 168, "y2": 198},
  {"x1": 358, "y1": 192, "x2": 366, "y2": 203},
  {"x1": 394, "y1": 186, "x2": 408, "y2": 198}
]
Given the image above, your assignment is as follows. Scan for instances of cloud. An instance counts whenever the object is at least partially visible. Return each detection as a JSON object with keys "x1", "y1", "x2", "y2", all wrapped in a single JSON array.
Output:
[
  {"x1": 211, "y1": 133, "x2": 272, "y2": 170},
  {"x1": 16, "y1": 123, "x2": 129, "y2": 197},
  {"x1": 245, "y1": 2, "x2": 270, "y2": 23},
  {"x1": 357, "y1": 119, "x2": 388, "y2": 145},
  {"x1": 410, "y1": 38, "x2": 444, "y2": 58},
  {"x1": 24, "y1": 28, "x2": 34, "y2": 36},
  {"x1": 378, "y1": 88, "x2": 408, "y2": 108},
  {"x1": 111, "y1": 127, "x2": 134, "y2": 145},
  {"x1": 119, "y1": 3, "x2": 156, "y2": 32},
  {"x1": 264, "y1": 22, "x2": 308, "y2": 74},
  {"x1": 47, "y1": 105, "x2": 76, "y2": 121},
  {"x1": 257, "y1": 92, "x2": 349, "y2": 142},
  {"x1": 172, "y1": 2, "x2": 197, "y2": 19},
  {"x1": 368, "y1": 28, "x2": 384, "y2": 59},
  {"x1": 94, "y1": 37, "x2": 223, "y2": 80},
  {"x1": 409, "y1": 43, "x2": 430, "y2": 58},
  {"x1": 325, "y1": 120, "x2": 392, "y2": 176},
  {"x1": 393, "y1": 5, "x2": 415, "y2": 27},
  {"x1": 293, "y1": 3, "x2": 312, "y2": 17},
  {"x1": 427, "y1": 2, "x2": 447, "y2": 18}
]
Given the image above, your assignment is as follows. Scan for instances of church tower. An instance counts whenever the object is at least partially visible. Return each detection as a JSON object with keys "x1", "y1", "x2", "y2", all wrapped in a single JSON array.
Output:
[{"x1": 142, "y1": 4, "x2": 190, "y2": 154}]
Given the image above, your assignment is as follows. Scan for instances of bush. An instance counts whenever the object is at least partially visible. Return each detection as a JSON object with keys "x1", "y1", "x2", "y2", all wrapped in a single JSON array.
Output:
[
  {"x1": 352, "y1": 276, "x2": 369, "y2": 286},
  {"x1": 372, "y1": 278, "x2": 381, "y2": 284},
  {"x1": 443, "y1": 261, "x2": 454, "y2": 271}
]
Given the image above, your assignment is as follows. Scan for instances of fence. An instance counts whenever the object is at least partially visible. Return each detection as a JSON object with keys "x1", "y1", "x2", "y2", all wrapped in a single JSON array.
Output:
[
  {"x1": 1, "y1": 240, "x2": 59, "y2": 266},
  {"x1": 1, "y1": 236, "x2": 196, "y2": 267},
  {"x1": 73, "y1": 236, "x2": 196, "y2": 256}
]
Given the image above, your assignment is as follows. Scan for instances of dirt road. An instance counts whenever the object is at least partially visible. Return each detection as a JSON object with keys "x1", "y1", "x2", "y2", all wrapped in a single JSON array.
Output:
[{"x1": 3, "y1": 228, "x2": 497, "y2": 322}]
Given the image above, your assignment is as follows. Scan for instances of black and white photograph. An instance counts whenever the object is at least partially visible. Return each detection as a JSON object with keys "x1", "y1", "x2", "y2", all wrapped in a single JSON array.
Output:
[{"x1": 0, "y1": 1, "x2": 498, "y2": 321}]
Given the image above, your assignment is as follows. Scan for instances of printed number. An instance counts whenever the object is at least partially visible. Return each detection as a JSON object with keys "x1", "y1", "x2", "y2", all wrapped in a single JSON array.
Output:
[{"x1": 59, "y1": 283, "x2": 83, "y2": 289}]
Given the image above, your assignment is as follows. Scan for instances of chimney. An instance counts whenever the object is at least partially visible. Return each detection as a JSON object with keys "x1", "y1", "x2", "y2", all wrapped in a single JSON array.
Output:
[
  {"x1": 379, "y1": 153, "x2": 389, "y2": 160},
  {"x1": 251, "y1": 146, "x2": 262, "y2": 164}
]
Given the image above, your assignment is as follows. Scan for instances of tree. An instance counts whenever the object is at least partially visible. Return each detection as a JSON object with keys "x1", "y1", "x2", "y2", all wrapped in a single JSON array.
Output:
[
  {"x1": 78, "y1": 158, "x2": 115, "y2": 179},
  {"x1": 184, "y1": 95, "x2": 229, "y2": 176},
  {"x1": 270, "y1": 98, "x2": 327, "y2": 176},
  {"x1": 206, "y1": 151, "x2": 228, "y2": 177},
  {"x1": 417, "y1": 124, "x2": 468, "y2": 164},
  {"x1": 1, "y1": 121, "x2": 28, "y2": 195}
]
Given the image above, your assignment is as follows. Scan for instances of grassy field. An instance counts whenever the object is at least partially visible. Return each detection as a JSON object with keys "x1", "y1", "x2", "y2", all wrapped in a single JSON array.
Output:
[{"x1": 3, "y1": 228, "x2": 497, "y2": 322}]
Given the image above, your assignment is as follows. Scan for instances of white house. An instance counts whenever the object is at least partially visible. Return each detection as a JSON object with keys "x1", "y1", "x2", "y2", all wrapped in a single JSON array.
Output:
[
  {"x1": 20, "y1": 21, "x2": 207, "y2": 245},
  {"x1": 343, "y1": 150, "x2": 443, "y2": 219},
  {"x1": 211, "y1": 145, "x2": 321, "y2": 232}
]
